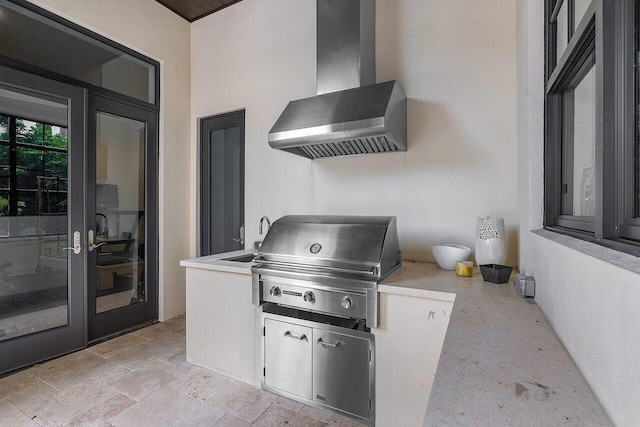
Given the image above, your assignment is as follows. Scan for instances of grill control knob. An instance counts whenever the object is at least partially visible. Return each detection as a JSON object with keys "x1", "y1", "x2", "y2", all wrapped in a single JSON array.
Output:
[
  {"x1": 341, "y1": 296, "x2": 353, "y2": 309},
  {"x1": 269, "y1": 286, "x2": 281, "y2": 297},
  {"x1": 303, "y1": 291, "x2": 315, "y2": 303}
]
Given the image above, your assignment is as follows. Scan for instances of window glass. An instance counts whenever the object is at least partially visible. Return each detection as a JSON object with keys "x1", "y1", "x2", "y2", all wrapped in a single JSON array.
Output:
[
  {"x1": 45, "y1": 125, "x2": 68, "y2": 149},
  {"x1": 0, "y1": 115, "x2": 8, "y2": 141},
  {"x1": 0, "y1": 0, "x2": 156, "y2": 104},
  {"x1": 637, "y1": 8, "x2": 640, "y2": 219},
  {"x1": 0, "y1": 146, "x2": 8, "y2": 168},
  {"x1": 556, "y1": 0, "x2": 569, "y2": 64},
  {"x1": 572, "y1": 66, "x2": 596, "y2": 215},
  {"x1": 16, "y1": 120, "x2": 40, "y2": 145},
  {"x1": 0, "y1": 83, "x2": 69, "y2": 234},
  {"x1": 574, "y1": 0, "x2": 591, "y2": 30},
  {"x1": 562, "y1": 64, "x2": 596, "y2": 217}
]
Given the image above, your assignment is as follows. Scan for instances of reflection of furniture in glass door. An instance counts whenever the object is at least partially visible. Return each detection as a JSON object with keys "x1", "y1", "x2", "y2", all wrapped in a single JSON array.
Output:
[
  {"x1": 95, "y1": 237, "x2": 143, "y2": 314},
  {"x1": 36, "y1": 176, "x2": 68, "y2": 273},
  {"x1": 94, "y1": 211, "x2": 144, "y2": 314}
]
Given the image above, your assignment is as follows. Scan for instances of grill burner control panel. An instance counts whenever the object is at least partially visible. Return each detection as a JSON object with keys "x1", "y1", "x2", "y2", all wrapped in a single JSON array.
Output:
[{"x1": 263, "y1": 282, "x2": 366, "y2": 319}]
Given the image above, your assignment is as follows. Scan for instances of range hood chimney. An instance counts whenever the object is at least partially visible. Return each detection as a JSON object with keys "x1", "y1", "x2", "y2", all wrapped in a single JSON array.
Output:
[{"x1": 268, "y1": 0, "x2": 407, "y2": 159}]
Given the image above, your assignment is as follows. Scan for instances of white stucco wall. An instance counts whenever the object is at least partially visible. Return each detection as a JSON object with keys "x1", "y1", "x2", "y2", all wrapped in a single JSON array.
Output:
[
  {"x1": 517, "y1": 1, "x2": 640, "y2": 424},
  {"x1": 30, "y1": 0, "x2": 191, "y2": 321},
  {"x1": 191, "y1": 0, "x2": 518, "y2": 266}
]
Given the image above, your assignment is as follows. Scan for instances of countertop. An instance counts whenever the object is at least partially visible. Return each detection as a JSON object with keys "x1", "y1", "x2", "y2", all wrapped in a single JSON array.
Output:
[
  {"x1": 387, "y1": 262, "x2": 612, "y2": 426},
  {"x1": 181, "y1": 254, "x2": 612, "y2": 425},
  {"x1": 180, "y1": 248, "x2": 254, "y2": 275}
]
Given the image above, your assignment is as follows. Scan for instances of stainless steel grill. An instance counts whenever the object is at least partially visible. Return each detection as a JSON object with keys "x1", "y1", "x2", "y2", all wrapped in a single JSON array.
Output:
[
  {"x1": 252, "y1": 215, "x2": 401, "y2": 325},
  {"x1": 251, "y1": 215, "x2": 401, "y2": 425}
]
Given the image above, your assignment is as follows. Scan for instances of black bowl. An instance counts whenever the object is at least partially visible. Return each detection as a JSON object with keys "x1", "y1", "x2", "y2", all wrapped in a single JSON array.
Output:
[{"x1": 479, "y1": 264, "x2": 513, "y2": 284}]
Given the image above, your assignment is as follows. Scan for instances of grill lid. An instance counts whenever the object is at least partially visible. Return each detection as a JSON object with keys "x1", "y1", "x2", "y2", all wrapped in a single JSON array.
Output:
[{"x1": 256, "y1": 215, "x2": 401, "y2": 281}]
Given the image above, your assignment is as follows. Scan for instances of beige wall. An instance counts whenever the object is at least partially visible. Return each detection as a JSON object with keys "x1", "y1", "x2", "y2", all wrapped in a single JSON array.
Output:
[
  {"x1": 191, "y1": 0, "x2": 518, "y2": 265},
  {"x1": 517, "y1": 1, "x2": 640, "y2": 424},
  {"x1": 31, "y1": 0, "x2": 191, "y2": 321}
]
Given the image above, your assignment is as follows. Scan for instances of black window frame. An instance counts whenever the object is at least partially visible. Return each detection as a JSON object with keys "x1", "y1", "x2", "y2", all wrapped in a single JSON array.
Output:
[
  {"x1": 544, "y1": 0, "x2": 640, "y2": 256},
  {"x1": 0, "y1": 0, "x2": 160, "y2": 111}
]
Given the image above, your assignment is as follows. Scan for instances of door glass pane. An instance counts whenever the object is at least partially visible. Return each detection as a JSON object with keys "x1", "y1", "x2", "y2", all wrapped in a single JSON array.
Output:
[
  {"x1": 95, "y1": 112, "x2": 145, "y2": 314},
  {"x1": 561, "y1": 64, "x2": 596, "y2": 216},
  {"x1": 209, "y1": 127, "x2": 241, "y2": 253},
  {"x1": 574, "y1": 0, "x2": 591, "y2": 30},
  {"x1": 0, "y1": 85, "x2": 69, "y2": 342},
  {"x1": 556, "y1": 0, "x2": 569, "y2": 65}
]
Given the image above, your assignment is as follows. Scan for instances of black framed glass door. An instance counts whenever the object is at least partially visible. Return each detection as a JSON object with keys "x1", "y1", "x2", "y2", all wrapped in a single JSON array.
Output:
[
  {"x1": 87, "y1": 95, "x2": 157, "y2": 342},
  {"x1": 200, "y1": 110, "x2": 245, "y2": 256},
  {"x1": 0, "y1": 65, "x2": 86, "y2": 374}
]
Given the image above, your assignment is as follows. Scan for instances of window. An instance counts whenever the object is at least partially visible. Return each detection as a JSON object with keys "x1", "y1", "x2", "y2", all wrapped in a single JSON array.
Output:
[
  {"x1": 0, "y1": 0, "x2": 158, "y2": 105},
  {"x1": 545, "y1": 0, "x2": 640, "y2": 255},
  {"x1": 0, "y1": 113, "x2": 68, "y2": 237}
]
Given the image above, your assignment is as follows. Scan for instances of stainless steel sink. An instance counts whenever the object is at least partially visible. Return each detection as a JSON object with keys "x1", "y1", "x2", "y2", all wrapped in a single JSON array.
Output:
[{"x1": 221, "y1": 254, "x2": 255, "y2": 263}]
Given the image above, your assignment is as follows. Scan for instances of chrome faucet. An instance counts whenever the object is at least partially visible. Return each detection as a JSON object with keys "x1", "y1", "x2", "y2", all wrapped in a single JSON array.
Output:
[
  {"x1": 259, "y1": 216, "x2": 271, "y2": 235},
  {"x1": 96, "y1": 213, "x2": 108, "y2": 236}
]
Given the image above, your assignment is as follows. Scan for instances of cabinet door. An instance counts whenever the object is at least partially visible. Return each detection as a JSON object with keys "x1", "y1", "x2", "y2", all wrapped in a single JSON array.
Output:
[
  {"x1": 313, "y1": 330, "x2": 371, "y2": 419},
  {"x1": 264, "y1": 319, "x2": 312, "y2": 399}
]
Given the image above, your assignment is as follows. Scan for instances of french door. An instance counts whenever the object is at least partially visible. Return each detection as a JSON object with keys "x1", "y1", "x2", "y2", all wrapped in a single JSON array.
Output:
[
  {"x1": 87, "y1": 95, "x2": 157, "y2": 342},
  {"x1": 0, "y1": 69, "x2": 158, "y2": 373},
  {"x1": 0, "y1": 66, "x2": 86, "y2": 373}
]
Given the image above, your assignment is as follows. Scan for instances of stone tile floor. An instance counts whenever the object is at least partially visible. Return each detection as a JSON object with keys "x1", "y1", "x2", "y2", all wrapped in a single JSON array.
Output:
[{"x1": 0, "y1": 316, "x2": 366, "y2": 427}]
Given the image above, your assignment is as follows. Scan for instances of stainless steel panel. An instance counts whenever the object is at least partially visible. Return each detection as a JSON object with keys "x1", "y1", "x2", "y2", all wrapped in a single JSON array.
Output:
[
  {"x1": 313, "y1": 329, "x2": 373, "y2": 419},
  {"x1": 261, "y1": 312, "x2": 375, "y2": 425},
  {"x1": 262, "y1": 281, "x2": 367, "y2": 320},
  {"x1": 264, "y1": 319, "x2": 313, "y2": 399},
  {"x1": 268, "y1": 81, "x2": 407, "y2": 159},
  {"x1": 316, "y1": 0, "x2": 375, "y2": 95}
]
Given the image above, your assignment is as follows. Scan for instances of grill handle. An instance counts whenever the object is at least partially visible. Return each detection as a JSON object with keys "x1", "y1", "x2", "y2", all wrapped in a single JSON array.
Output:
[
  {"x1": 254, "y1": 258, "x2": 378, "y2": 277},
  {"x1": 316, "y1": 337, "x2": 340, "y2": 348},
  {"x1": 284, "y1": 331, "x2": 307, "y2": 341}
]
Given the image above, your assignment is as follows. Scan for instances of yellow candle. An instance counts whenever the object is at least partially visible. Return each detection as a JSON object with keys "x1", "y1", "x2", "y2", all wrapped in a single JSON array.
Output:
[{"x1": 455, "y1": 261, "x2": 473, "y2": 277}]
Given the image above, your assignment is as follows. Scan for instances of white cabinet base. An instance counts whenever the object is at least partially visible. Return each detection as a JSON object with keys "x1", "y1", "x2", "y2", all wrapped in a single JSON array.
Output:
[
  {"x1": 185, "y1": 268, "x2": 259, "y2": 386},
  {"x1": 373, "y1": 291, "x2": 454, "y2": 426}
]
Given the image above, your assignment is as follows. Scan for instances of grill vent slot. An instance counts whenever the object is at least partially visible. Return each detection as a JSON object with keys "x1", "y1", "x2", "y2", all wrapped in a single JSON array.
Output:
[{"x1": 290, "y1": 136, "x2": 399, "y2": 159}]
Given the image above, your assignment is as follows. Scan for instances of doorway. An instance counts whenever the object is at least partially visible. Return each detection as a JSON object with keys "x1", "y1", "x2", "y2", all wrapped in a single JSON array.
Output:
[
  {"x1": 0, "y1": 66, "x2": 86, "y2": 374},
  {"x1": 0, "y1": 72, "x2": 159, "y2": 374},
  {"x1": 200, "y1": 110, "x2": 245, "y2": 256}
]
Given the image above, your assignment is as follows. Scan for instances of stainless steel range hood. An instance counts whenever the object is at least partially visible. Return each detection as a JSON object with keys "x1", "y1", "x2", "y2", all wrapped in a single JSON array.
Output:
[{"x1": 268, "y1": 0, "x2": 407, "y2": 159}]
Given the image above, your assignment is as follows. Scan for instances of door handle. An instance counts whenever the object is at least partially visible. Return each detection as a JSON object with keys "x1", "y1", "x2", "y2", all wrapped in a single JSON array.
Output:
[
  {"x1": 284, "y1": 331, "x2": 307, "y2": 341},
  {"x1": 62, "y1": 231, "x2": 82, "y2": 255},
  {"x1": 316, "y1": 337, "x2": 340, "y2": 348},
  {"x1": 88, "y1": 229, "x2": 107, "y2": 252},
  {"x1": 232, "y1": 225, "x2": 245, "y2": 245}
]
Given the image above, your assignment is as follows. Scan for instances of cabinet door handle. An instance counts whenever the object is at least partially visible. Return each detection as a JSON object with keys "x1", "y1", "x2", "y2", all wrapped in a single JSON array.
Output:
[
  {"x1": 284, "y1": 331, "x2": 307, "y2": 341},
  {"x1": 316, "y1": 337, "x2": 340, "y2": 348}
]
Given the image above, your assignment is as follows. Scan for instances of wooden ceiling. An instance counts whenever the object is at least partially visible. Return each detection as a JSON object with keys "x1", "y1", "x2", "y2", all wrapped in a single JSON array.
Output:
[{"x1": 155, "y1": 0, "x2": 244, "y2": 22}]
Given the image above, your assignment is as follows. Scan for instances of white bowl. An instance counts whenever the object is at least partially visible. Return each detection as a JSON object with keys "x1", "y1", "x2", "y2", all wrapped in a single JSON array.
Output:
[{"x1": 431, "y1": 244, "x2": 471, "y2": 270}]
